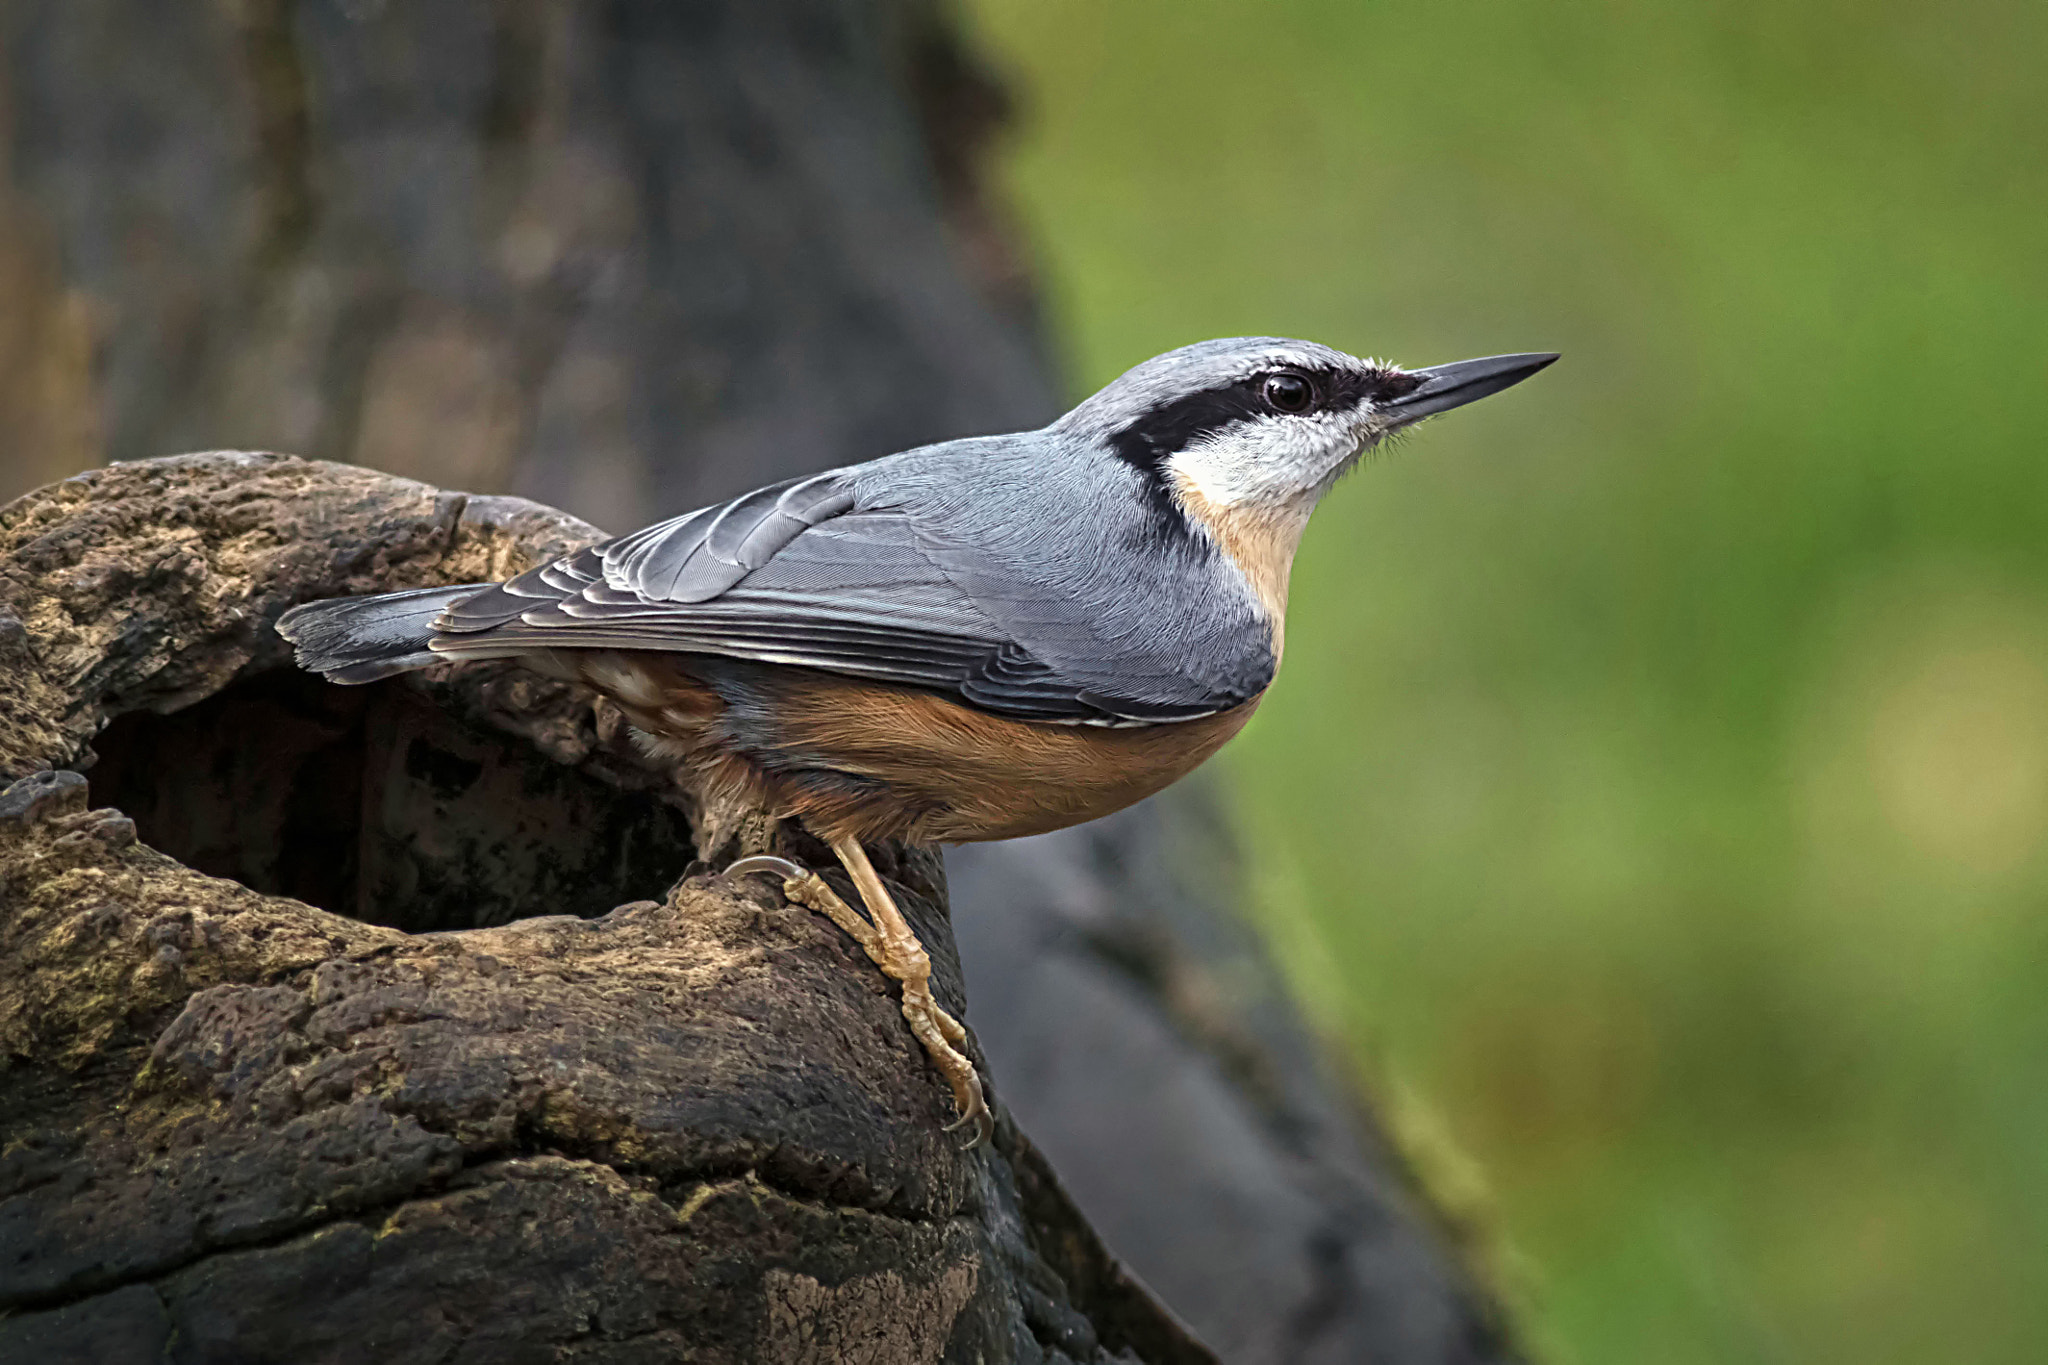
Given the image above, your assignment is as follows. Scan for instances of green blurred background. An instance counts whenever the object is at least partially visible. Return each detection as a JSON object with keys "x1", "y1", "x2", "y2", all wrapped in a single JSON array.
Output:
[{"x1": 963, "y1": 1, "x2": 2048, "y2": 1360}]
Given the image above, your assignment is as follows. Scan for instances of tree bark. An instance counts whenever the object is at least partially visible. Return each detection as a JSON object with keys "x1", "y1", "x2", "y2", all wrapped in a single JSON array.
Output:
[
  {"x1": 0, "y1": 3, "x2": 1520, "y2": 1361},
  {"x1": 0, "y1": 453, "x2": 1215, "y2": 1365}
]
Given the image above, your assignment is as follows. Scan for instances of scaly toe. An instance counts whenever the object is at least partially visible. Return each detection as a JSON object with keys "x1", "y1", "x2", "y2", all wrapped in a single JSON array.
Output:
[
  {"x1": 899, "y1": 993, "x2": 990, "y2": 1149},
  {"x1": 930, "y1": 1002, "x2": 970, "y2": 1051}
]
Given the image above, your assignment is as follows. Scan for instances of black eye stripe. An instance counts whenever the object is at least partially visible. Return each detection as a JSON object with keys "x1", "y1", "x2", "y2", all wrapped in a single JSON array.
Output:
[
  {"x1": 1107, "y1": 363, "x2": 1414, "y2": 477},
  {"x1": 1106, "y1": 381, "x2": 1266, "y2": 475},
  {"x1": 1102, "y1": 361, "x2": 1415, "y2": 551}
]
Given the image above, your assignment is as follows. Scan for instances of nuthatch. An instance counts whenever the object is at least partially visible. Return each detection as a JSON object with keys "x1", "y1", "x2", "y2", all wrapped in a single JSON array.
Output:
[{"x1": 279, "y1": 337, "x2": 1555, "y2": 1146}]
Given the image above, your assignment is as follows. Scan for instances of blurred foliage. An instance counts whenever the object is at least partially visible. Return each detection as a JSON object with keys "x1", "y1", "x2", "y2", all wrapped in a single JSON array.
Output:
[{"x1": 965, "y1": 0, "x2": 2048, "y2": 1360}]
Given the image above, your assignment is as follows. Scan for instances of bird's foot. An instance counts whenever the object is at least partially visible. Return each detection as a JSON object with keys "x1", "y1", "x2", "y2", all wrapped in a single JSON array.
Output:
[
  {"x1": 727, "y1": 851, "x2": 993, "y2": 1149},
  {"x1": 898, "y1": 979, "x2": 991, "y2": 1144}
]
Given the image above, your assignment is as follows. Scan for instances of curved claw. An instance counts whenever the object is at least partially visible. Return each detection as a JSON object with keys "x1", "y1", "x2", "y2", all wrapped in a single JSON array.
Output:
[
  {"x1": 938, "y1": 1071, "x2": 994, "y2": 1151},
  {"x1": 725, "y1": 854, "x2": 808, "y2": 881}
]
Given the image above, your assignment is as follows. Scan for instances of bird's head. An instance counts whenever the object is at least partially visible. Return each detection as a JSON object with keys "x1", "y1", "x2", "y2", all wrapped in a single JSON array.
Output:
[
  {"x1": 1057, "y1": 337, "x2": 1556, "y2": 625},
  {"x1": 1060, "y1": 336, "x2": 1555, "y2": 516}
]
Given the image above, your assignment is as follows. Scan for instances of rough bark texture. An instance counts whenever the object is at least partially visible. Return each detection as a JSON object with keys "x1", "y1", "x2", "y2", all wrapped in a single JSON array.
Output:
[
  {"x1": 0, "y1": 3, "x2": 1521, "y2": 1361},
  {"x1": 0, "y1": 453, "x2": 1215, "y2": 1365}
]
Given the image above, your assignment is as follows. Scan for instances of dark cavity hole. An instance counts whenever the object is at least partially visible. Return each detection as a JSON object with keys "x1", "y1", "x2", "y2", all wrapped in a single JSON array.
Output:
[{"x1": 88, "y1": 670, "x2": 696, "y2": 934}]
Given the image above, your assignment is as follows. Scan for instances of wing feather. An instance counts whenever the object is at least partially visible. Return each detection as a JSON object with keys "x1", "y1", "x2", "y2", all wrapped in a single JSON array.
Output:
[{"x1": 427, "y1": 470, "x2": 1235, "y2": 725}]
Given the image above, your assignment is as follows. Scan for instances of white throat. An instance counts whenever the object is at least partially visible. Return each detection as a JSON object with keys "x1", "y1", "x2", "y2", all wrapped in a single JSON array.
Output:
[{"x1": 1160, "y1": 409, "x2": 1373, "y2": 654}]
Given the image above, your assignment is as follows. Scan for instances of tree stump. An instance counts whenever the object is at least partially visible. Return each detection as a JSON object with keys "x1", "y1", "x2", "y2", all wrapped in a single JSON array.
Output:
[
  {"x1": 0, "y1": 453, "x2": 1214, "y2": 1364},
  {"x1": 0, "y1": 4, "x2": 1522, "y2": 1356}
]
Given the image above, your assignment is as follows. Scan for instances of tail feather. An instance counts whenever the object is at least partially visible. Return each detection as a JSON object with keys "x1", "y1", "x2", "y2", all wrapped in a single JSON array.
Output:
[{"x1": 276, "y1": 584, "x2": 494, "y2": 684}]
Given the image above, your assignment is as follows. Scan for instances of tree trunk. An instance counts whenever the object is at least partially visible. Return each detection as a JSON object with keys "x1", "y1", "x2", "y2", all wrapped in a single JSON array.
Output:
[
  {"x1": 0, "y1": 453, "x2": 1217, "y2": 1364},
  {"x1": 0, "y1": 3, "x2": 1519, "y2": 1361}
]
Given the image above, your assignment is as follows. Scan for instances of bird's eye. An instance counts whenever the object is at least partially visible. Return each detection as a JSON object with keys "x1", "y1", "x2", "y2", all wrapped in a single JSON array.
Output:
[{"x1": 1263, "y1": 372, "x2": 1314, "y2": 413}]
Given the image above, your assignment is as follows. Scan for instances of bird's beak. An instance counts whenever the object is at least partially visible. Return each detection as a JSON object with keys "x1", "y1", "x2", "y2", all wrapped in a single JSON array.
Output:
[{"x1": 1383, "y1": 352, "x2": 1558, "y2": 428}]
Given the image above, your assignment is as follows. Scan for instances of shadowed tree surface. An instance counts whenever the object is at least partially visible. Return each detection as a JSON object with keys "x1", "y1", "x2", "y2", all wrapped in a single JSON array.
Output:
[{"x1": 0, "y1": 3, "x2": 1515, "y2": 1360}]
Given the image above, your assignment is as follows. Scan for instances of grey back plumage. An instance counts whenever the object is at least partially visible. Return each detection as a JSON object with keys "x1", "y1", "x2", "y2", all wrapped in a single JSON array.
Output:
[
  {"x1": 281, "y1": 338, "x2": 1372, "y2": 723},
  {"x1": 412, "y1": 428, "x2": 1271, "y2": 723},
  {"x1": 847, "y1": 432, "x2": 1272, "y2": 717}
]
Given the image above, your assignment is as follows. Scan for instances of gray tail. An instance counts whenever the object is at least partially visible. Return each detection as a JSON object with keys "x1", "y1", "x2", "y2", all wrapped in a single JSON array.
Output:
[{"x1": 276, "y1": 584, "x2": 494, "y2": 684}]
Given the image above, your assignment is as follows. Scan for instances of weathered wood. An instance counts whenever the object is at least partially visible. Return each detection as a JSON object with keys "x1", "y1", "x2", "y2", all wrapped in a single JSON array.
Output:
[
  {"x1": 0, "y1": 3, "x2": 1523, "y2": 1357},
  {"x1": 0, "y1": 453, "x2": 1214, "y2": 1364}
]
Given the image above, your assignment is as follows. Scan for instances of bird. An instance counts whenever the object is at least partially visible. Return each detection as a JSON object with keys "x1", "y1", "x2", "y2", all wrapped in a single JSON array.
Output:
[{"x1": 277, "y1": 337, "x2": 1555, "y2": 1148}]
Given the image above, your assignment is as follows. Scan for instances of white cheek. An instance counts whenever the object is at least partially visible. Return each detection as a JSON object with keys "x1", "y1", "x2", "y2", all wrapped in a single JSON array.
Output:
[{"x1": 1167, "y1": 412, "x2": 1363, "y2": 509}]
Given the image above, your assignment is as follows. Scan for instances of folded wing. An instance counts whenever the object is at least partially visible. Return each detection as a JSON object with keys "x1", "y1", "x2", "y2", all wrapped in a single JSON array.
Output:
[{"x1": 430, "y1": 472, "x2": 1228, "y2": 725}]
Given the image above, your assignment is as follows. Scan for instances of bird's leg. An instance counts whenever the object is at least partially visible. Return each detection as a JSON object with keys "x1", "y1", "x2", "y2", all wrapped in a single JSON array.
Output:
[
  {"x1": 727, "y1": 843, "x2": 988, "y2": 1144},
  {"x1": 829, "y1": 835, "x2": 988, "y2": 1142}
]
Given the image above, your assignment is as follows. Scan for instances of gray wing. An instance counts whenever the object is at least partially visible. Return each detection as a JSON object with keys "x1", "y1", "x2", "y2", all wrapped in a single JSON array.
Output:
[{"x1": 431, "y1": 471, "x2": 1231, "y2": 724}]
